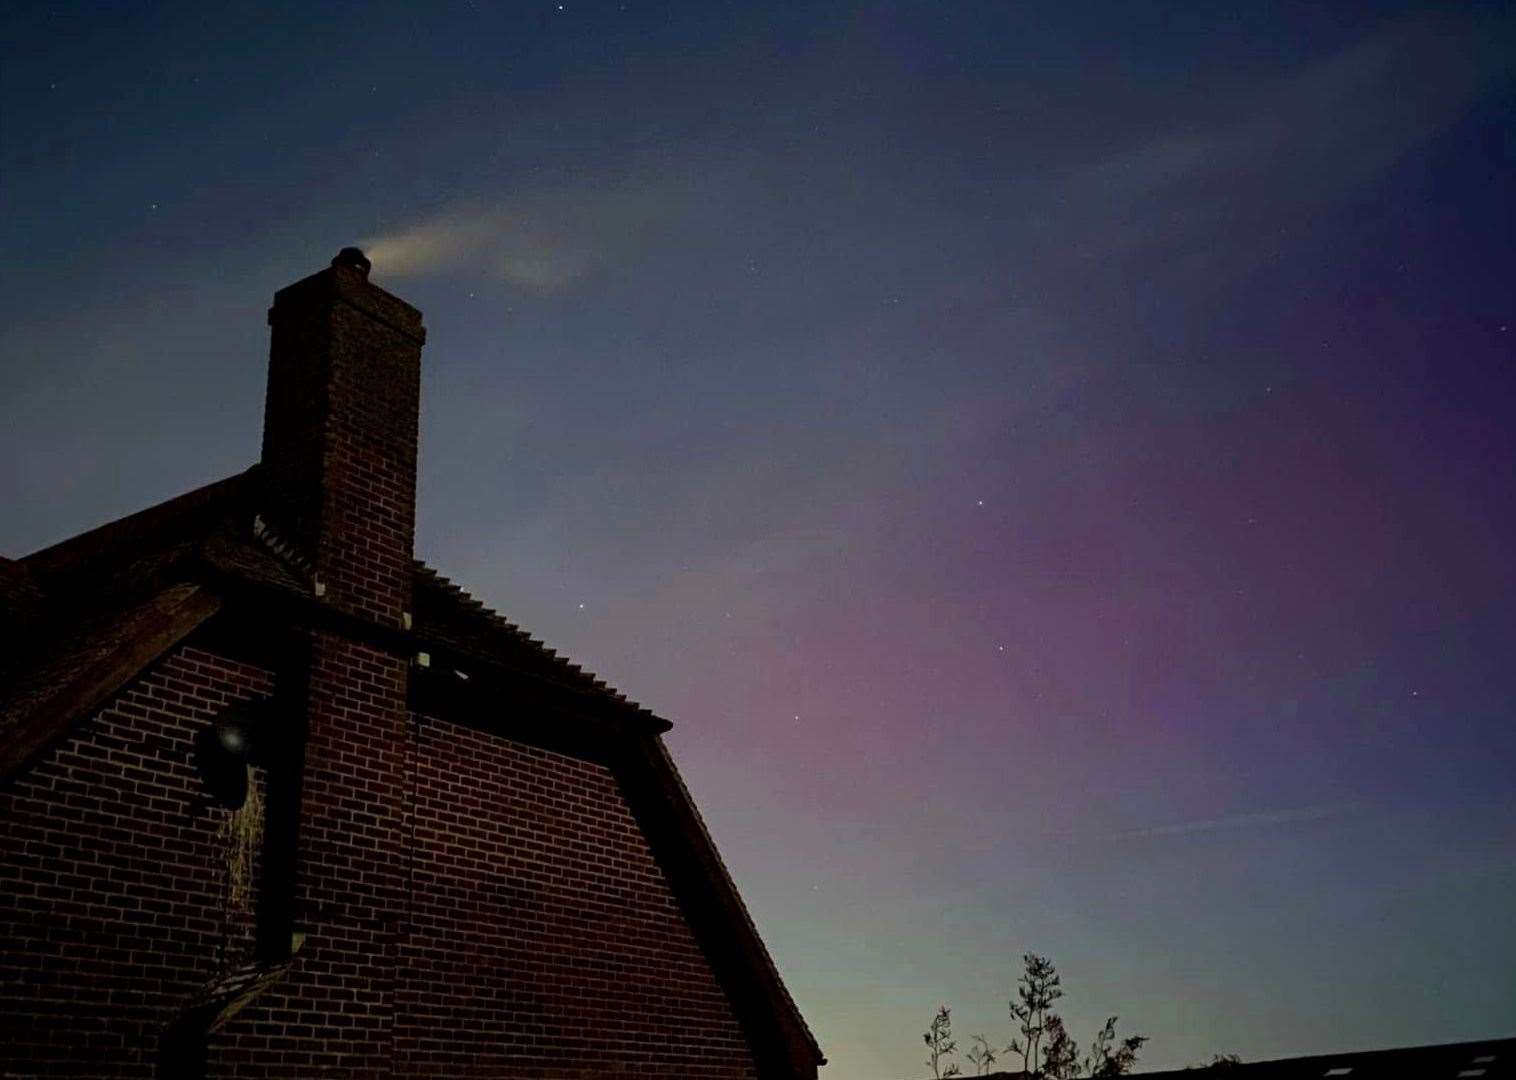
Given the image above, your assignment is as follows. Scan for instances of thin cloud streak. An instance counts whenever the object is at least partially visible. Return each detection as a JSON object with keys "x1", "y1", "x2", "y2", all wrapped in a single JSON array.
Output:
[
  {"x1": 1123, "y1": 804, "x2": 1356, "y2": 841},
  {"x1": 1053, "y1": 11, "x2": 1514, "y2": 275}
]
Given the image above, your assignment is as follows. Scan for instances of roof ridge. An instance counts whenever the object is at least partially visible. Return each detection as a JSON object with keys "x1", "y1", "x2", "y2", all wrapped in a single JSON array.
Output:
[{"x1": 22, "y1": 467, "x2": 258, "y2": 584}]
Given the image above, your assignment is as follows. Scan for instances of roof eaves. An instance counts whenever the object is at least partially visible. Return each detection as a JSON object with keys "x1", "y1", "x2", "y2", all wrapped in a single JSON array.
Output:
[
  {"x1": 411, "y1": 560, "x2": 665, "y2": 726},
  {"x1": 639, "y1": 736, "x2": 825, "y2": 1067}
]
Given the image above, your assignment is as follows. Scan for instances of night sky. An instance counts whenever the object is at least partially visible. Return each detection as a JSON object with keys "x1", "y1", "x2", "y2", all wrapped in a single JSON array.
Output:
[{"x1": 4, "y1": 3, "x2": 1515, "y2": 1075}]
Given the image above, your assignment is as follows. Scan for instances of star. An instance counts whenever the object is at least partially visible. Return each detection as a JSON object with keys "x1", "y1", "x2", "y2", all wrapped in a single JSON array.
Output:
[{"x1": 577, "y1": 602, "x2": 586, "y2": 610}]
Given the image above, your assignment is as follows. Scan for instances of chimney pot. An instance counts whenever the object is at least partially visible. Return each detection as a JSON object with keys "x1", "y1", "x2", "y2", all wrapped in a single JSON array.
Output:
[{"x1": 332, "y1": 246, "x2": 372, "y2": 276}]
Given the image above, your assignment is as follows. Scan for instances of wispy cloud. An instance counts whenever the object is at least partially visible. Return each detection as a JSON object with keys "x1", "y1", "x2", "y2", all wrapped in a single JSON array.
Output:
[
  {"x1": 362, "y1": 185, "x2": 675, "y2": 289},
  {"x1": 1122, "y1": 804, "x2": 1355, "y2": 841},
  {"x1": 1054, "y1": 11, "x2": 1514, "y2": 272}
]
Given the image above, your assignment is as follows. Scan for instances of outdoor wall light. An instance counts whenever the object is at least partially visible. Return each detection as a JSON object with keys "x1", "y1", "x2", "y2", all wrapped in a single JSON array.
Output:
[{"x1": 193, "y1": 701, "x2": 266, "y2": 809}]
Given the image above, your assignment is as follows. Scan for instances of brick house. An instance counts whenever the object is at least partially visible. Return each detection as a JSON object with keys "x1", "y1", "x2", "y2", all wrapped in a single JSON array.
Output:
[{"x1": 0, "y1": 249, "x2": 825, "y2": 1079}]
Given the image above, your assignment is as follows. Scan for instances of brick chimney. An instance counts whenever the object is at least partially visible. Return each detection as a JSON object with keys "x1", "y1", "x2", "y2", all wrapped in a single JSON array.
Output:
[
  {"x1": 249, "y1": 250, "x2": 424, "y2": 1073},
  {"x1": 260, "y1": 247, "x2": 425, "y2": 628}
]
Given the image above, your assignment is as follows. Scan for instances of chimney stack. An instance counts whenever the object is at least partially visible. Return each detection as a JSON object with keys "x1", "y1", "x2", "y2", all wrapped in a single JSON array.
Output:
[
  {"x1": 251, "y1": 252, "x2": 425, "y2": 1070},
  {"x1": 260, "y1": 248, "x2": 425, "y2": 628}
]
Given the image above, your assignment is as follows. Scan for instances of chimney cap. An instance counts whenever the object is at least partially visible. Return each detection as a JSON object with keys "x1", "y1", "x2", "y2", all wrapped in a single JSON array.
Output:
[{"x1": 332, "y1": 247, "x2": 372, "y2": 276}]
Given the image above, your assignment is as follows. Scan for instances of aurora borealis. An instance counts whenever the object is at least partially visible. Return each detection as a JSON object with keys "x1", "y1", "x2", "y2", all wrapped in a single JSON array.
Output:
[{"x1": 3, "y1": 3, "x2": 1514, "y2": 1075}]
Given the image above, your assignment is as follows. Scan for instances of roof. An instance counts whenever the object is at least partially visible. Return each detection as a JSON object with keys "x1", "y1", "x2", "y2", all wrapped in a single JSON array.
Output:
[
  {"x1": 640, "y1": 734, "x2": 823, "y2": 1066},
  {"x1": 0, "y1": 583, "x2": 221, "y2": 779},
  {"x1": 1, "y1": 466, "x2": 664, "y2": 773},
  {"x1": 412, "y1": 561, "x2": 661, "y2": 722},
  {"x1": 0, "y1": 556, "x2": 44, "y2": 621},
  {"x1": 0, "y1": 465, "x2": 824, "y2": 1070},
  {"x1": 1128, "y1": 1037, "x2": 1515, "y2": 1079},
  {"x1": 10, "y1": 466, "x2": 655, "y2": 720}
]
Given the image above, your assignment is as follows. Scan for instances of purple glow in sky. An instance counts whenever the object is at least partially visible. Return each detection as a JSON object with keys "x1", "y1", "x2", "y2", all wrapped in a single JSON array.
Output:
[{"x1": 3, "y1": 3, "x2": 1514, "y2": 1076}]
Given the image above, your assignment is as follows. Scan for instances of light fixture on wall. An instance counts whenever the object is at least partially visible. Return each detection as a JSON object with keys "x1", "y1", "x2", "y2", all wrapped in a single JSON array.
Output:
[{"x1": 193, "y1": 700, "x2": 268, "y2": 809}]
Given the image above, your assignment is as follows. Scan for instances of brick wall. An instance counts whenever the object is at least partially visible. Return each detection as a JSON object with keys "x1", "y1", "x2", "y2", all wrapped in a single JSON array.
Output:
[
  {"x1": 0, "y1": 646, "x2": 275, "y2": 1077},
  {"x1": 391, "y1": 713, "x2": 760, "y2": 1080},
  {"x1": 2, "y1": 638, "x2": 763, "y2": 1078}
]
